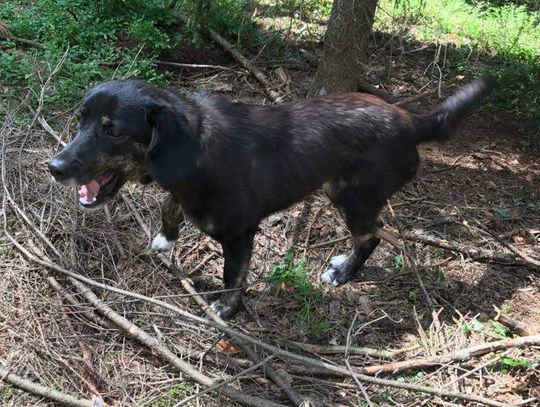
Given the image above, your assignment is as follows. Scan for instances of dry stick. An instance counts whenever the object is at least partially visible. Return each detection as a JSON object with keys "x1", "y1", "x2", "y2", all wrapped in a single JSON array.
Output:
[
  {"x1": 0, "y1": 22, "x2": 46, "y2": 49},
  {"x1": 155, "y1": 60, "x2": 239, "y2": 72},
  {"x1": 493, "y1": 305, "x2": 538, "y2": 337},
  {"x1": 66, "y1": 276, "x2": 286, "y2": 407},
  {"x1": 5, "y1": 225, "x2": 282, "y2": 406},
  {"x1": 470, "y1": 219, "x2": 540, "y2": 268},
  {"x1": 9, "y1": 241, "x2": 514, "y2": 407},
  {"x1": 179, "y1": 269, "x2": 308, "y2": 407},
  {"x1": 173, "y1": 354, "x2": 277, "y2": 407},
  {"x1": 47, "y1": 275, "x2": 112, "y2": 329},
  {"x1": 377, "y1": 228, "x2": 537, "y2": 267},
  {"x1": 386, "y1": 201, "x2": 434, "y2": 309},
  {"x1": 175, "y1": 15, "x2": 282, "y2": 103},
  {"x1": 395, "y1": 75, "x2": 465, "y2": 106},
  {"x1": 121, "y1": 194, "x2": 309, "y2": 406},
  {"x1": 282, "y1": 340, "x2": 399, "y2": 360},
  {"x1": 0, "y1": 366, "x2": 96, "y2": 407},
  {"x1": 356, "y1": 334, "x2": 540, "y2": 375}
]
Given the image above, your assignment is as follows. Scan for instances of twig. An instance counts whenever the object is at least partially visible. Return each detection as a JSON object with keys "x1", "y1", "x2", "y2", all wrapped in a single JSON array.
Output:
[
  {"x1": 395, "y1": 76, "x2": 465, "y2": 106},
  {"x1": 155, "y1": 60, "x2": 239, "y2": 72},
  {"x1": 386, "y1": 201, "x2": 434, "y2": 308},
  {"x1": 356, "y1": 334, "x2": 540, "y2": 375},
  {"x1": 178, "y1": 278, "x2": 309, "y2": 407},
  {"x1": 308, "y1": 235, "x2": 349, "y2": 249},
  {"x1": 0, "y1": 21, "x2": 46, "y2": 49},
  {"x1": 493, "y1": 305, "x2": 537, "y2": 337},
  {"x1": 176, "y1": 14, "x2": 283, "y2": 103},
  {"x1": 121, "y1": 193, "x2": 309, "y2": 406},
  {"x1": 47, "y1": 275, "x2": 112, "y2": 329},
  {"x1": 0, "y1": 366, "x2": 97, "y2": 407},
  {"x1": 67, "y1": 276, "x2": 286, "y2": 407},
  {"x1": 377, "y1": 228, "x2": 537, "y2": 267},
  {"x1": 282, "y1": 340, "x2": 399, "y2": 360},
  {"x1": 173, "y1": 355, "x2": 276, "y2": 406},
  {"x1": 8, "y1": 239, "x2": 516, "y2": 407},
  {"x1": 471, "y1": 219, "x2": 540, "y2": 268}
]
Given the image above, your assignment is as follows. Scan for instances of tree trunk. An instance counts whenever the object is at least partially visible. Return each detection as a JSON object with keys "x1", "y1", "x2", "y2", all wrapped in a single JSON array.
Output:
[{"x1": 309, "y1": 0, "x2": 378, "y2": 96}]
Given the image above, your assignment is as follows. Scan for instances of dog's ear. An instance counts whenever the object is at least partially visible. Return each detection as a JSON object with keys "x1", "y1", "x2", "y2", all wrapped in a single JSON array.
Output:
[{"x1": 145, "y1": 105, "x2": 199, "y2": 185}]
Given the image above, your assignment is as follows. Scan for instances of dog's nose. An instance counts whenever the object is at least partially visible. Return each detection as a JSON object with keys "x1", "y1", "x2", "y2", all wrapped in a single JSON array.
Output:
[{"x1": 48, "y1": 157, "x2": 68, "y2": 179}]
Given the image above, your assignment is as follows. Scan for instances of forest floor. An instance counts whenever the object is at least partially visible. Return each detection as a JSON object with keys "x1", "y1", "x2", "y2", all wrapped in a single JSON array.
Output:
[{"x1": 1, "y1": 13, "x2": 540, "y2": 407}]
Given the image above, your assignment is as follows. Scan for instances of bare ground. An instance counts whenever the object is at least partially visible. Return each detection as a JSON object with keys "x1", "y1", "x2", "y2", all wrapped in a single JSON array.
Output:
[{"x1": 1, "y1": 34, "x2": 539, "y2": 407}]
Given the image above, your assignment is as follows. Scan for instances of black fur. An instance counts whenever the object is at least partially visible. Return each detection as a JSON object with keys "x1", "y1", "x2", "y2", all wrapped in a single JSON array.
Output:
[{"x1": 49, "y1": 77, "x2": 493, "y2": 318}]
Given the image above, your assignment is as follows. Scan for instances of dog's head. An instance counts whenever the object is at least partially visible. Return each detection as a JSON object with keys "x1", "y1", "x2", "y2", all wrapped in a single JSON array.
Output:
[{"x1": 48, "y1": 80, "x2": 199, "y2": 208}]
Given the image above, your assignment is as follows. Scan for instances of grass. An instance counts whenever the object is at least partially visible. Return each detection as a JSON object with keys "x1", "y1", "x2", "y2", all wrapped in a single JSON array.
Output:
[
  {"x1": 0, "y1": 0, "x2": 175, "y2": 109},
  {"x1": 376, "y1": 0, "x2": 540, "y2": 139},
  {"x1": 268, "y1": 252, "x2": 330, "y2": 337}
]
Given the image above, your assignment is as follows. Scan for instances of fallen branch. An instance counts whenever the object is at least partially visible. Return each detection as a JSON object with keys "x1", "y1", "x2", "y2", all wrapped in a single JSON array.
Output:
[
  {"x1": 67, "y1": 276, "x2": 286, "y2": 407},
  {"x1": 7, "y1": 232, "x2": 284, "y2": 407},
  {"x1": 120, "y1": 193, "x2": 308, "y2": 406},
  {"x1": 0, "y1": 21, "x2": 45, "y2": 49},
  {"x1": 9, "y1": 238, "x2": 515, "y2": 407},
  {"x1": 378, "y1": 228, "x2": 537, "y2": 267},
  {"x1": 282, "y1": 340, "x2": 399, "y2": 360},
  {"x1": 174, "y1": 354, "x2": 276, "y2": 406},
  {"x1": 0, "y1": 366, "x2": 97, "y2": 407},
  {"x1": 155, "y1": 60, "x2": 239, "y2": 72},
  {"x1": 176, "y1": 15, "x2": 283, "y2": 103},
  {"x1": 357, "y1": 333, "x2": 540, "y2": 375},
  {"x1": 493, "y1": 305, "x2": 538, "y2": 337},
  {"x1": 395, "y1": 76, "x2": 464, "y2": 106},
  {"x1": 471, "y1": 219, "x2": 540, "y2": 268}
]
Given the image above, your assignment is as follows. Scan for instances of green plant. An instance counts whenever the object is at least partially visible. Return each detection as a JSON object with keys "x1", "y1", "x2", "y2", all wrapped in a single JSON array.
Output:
[
  {"x1": 495, "y1": 355, "x2": 534, "y2": 373},
  {"x1": 463, "y1": 318, "x2": 484, "y2": 334},
  {"x1": 408, "y1": 288, "x2": 418, "y2": 302},
  {"x1": 376, "y1": 0, "x2": 540, "y2": 140},
  {"x1": 393, "y1": 254, "x2": 404, "y2": 272},
  {"x1": 268, "y1": 252, "x2": 329, "y2": 336},
  {"x1": 141, "y1": 383, "x2": 193, "y2": 407},
  {"x1": 489, "y1": 321, "x2": 510, "y2": 338},
  {"x1": 1, "y1": 387, "x2": 15, "y2": 404},
  {"x1": 0, "y1": 0, "x2": 173, "y2": 108},
  {"x1": 500, "y1": 303, "x2": 512, "y2": 314}
]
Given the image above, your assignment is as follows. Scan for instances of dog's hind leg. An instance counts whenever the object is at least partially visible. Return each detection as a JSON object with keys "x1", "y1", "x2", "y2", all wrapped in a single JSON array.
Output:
[
  {"x1": 321, "y1": 182, "x2": 383, "y2": 286},
  {"x1": 210, "y1": 232, "x2": 256, "y2": 318},
  {"x1": 151, "y1": 194, "x2": 184, "y2": 250}
]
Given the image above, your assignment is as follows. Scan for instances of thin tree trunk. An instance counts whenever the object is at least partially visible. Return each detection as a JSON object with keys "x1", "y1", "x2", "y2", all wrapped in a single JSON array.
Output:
[{"x1": 309, "y1": 0, "x2": 378, "y2": 96}]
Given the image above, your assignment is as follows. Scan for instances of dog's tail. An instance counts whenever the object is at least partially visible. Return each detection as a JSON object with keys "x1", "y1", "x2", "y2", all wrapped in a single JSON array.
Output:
[{"x1": 413, "y1": 76, "x2": 494, "y2": 144}]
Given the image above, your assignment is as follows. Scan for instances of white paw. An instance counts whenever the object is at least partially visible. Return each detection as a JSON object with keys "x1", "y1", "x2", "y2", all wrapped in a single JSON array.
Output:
[
  {"x1": 330, "y1": 254, "x2": 348, "y2": 268},
  {"x1": 321, "y1": 268, "x2": 339, "y2": 286},
  {"x1": 321, "y1": 254, "x2": 348, "y2": 286},
  {"x1": 210, "y1": 300, "x2": 224, "y2": 317},
  {"x1": 151, "y1": 233, "x2": 175, "y2": 251}
]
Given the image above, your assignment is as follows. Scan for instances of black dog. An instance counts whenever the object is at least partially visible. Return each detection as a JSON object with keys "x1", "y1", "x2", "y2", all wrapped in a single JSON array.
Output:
[{"x1": 49, "y1": 77, "x2": 493, "y2": 318}]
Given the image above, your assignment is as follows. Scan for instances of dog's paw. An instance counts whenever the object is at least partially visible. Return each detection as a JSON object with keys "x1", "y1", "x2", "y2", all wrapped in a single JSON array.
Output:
[
  {"x1": 209, "y1": 298, "x2": 241, "y2": 319},
  {"x1": 321, "y1": 254, "x2": 352, "y2": 286},
  {"x1": 150, "y1": 233, "x2": 175, "y2": 251}
]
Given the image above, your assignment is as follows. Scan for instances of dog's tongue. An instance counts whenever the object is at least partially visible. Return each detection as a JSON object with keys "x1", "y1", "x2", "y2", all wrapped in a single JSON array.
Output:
[
  {"x1": 78, "y1": 180, "x2": 100, "y2": 202},
  {"x1": 78, "y1": 173, "x2": 114, "y2": 203}
]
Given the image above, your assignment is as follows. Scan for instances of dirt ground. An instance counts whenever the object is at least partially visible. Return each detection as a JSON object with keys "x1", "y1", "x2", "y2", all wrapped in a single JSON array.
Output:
[{"x1": 1, "y1": 32, "x2": 539, "y2": 407}]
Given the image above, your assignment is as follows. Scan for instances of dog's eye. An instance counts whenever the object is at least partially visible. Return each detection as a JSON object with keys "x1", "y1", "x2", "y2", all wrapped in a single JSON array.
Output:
[{"x1": 108, "y1": 127, "x2": 122, "y2": 138}]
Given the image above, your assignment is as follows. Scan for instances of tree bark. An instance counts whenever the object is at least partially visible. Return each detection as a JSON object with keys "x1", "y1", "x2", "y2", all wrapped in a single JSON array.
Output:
[{"x1": 309, "y1": 0, "x2": 378, "y2": 96}]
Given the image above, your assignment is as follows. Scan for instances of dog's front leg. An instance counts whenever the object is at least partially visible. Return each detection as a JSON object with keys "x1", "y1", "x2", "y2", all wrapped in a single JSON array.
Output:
[
  {"x1": 151, "y1": 194, "x2": 184, "y2": 250},
  {"x1": 210, "y1": 232, "x2": 255, "y2": 319}
]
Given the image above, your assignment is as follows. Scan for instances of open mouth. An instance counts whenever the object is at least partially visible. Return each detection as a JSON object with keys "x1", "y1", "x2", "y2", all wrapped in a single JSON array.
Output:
[{"x1": 77, "y1": 172, "x2": 122, "y2": 208}]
